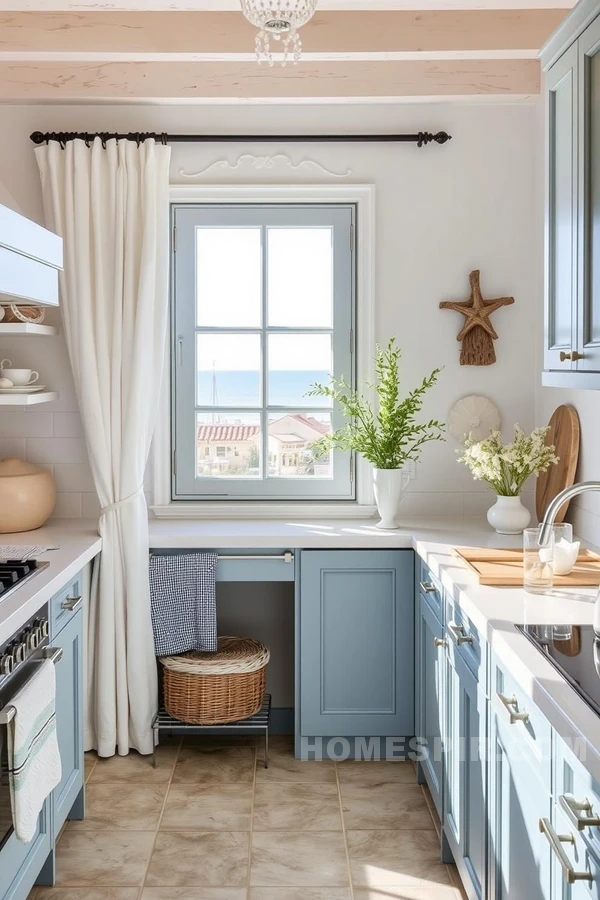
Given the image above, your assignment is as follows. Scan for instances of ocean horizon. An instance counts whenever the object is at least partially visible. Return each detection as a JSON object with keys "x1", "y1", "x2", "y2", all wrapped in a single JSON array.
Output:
[{"x1": 197, "y1": 369, "x2": 331, "y2": 407}]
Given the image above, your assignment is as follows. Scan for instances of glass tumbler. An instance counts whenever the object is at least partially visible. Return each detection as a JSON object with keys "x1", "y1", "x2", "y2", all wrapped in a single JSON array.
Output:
[{"x1": 523, "y1": 526, "x2": 555, "y2": 594}]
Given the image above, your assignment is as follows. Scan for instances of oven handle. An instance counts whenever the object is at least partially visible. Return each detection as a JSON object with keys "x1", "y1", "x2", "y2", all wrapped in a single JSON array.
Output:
[{"x1": 0, "y1": 646, "x2": 63, "y2": 725}]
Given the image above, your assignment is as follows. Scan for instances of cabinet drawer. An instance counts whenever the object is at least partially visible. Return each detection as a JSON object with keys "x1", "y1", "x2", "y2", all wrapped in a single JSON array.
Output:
[
  {"x1": 492, "y1": 654, "x2": 552, "y2": 784},
  {"x1": 50, "y1": 572, "x2": 83, "y2": 637},
  {"x1": 446, "y1": 599, "x2": 486, "y2": 688},
  {"x1": 418, "y1": 558, "x2": 443, "y2": 622},
  {"x1": 555, "y1": 733, "x2": 600, "y2": 863}
]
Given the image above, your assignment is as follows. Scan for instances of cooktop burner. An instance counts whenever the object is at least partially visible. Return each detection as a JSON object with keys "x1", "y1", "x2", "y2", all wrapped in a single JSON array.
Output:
[
  {"x1": 516, "y1": 624, "x2": 600, "y2": 718},
  {"x1": 0, "y1": 560, "x2": 49, "y2": 602}
]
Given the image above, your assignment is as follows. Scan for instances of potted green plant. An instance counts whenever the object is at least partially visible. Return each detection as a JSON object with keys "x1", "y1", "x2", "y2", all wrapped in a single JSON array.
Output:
[
  {"x1": 457, "y1": 426, "x2": 559, "y2": 534},
  {"x1": 308, "y1": 338, "x2": 445, "y2": 529}
]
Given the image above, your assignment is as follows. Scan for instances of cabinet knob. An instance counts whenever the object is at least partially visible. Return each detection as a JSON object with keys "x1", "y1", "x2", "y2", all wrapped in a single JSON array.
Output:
[
  {"x1": 560, "y1": 350, "x2": 584, "y2": 362},
  {"x1": 433, "y1": 637, "x2": 447, "y2": 649}
]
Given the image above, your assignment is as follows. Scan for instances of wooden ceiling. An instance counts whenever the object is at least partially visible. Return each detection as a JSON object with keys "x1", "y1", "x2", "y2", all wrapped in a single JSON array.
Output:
[{"x1": 0, "y1": 2, "x2": 574, "y2": 102}]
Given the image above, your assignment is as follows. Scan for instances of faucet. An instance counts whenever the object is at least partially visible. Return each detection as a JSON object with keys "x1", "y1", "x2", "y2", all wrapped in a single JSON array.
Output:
[{"x1": 538, "y1": 481, "x2": 600, "y2": 546}]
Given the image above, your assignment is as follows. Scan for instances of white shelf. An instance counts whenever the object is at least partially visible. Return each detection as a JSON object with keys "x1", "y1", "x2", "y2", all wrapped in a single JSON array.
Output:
[
  {"x1": 0, "y1": 391, "x2": 58, "y2": 405},
  {"x1": 0, "y1": 323, "x2": 57, "y2": 336}
]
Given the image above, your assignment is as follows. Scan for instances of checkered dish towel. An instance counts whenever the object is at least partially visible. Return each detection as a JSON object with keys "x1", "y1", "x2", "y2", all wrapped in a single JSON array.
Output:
[{"x1": 149, "y1": 552, "x2": 218, "y2": 655}]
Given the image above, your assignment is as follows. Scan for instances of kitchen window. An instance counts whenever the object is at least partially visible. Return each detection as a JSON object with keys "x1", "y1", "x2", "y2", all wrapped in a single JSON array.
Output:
[{"x1": 171, "y1": 203, "x2": 356, "y2": 501}]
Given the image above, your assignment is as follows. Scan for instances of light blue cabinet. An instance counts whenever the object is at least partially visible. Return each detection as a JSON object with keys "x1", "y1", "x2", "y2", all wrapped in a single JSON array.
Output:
[
  {"x1": 444, "y1": 647, "x2": 487, "y2": 900},
  {"x1": 415, "y1": 592, "x2": 444, "y2": 816},
  {"x1": 52, "y1": 607, "x2": 84, "y2": 838},
  {"x1": 0, "y1": 801, "x2": 51, "y2": 900},
  {"x1": 299, "y1": 549, "x2": 414, "y2": 739},
  {"x1": 489, "y1": 694, "x2": 552, "y2": 900},
  {"x1": 543, "y1": 1, "x2": 600, "y2": 386}
]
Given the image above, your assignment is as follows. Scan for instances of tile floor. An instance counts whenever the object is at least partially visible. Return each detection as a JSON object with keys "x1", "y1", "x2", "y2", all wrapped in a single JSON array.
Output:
[{"x1": 29, "y1": 736, "x2": 467, "y2": 900}]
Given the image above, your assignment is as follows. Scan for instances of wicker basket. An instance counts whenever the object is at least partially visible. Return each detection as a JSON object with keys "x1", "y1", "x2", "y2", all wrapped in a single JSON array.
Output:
[{"x1": 160, "y1": 636, "x2": 270, "y2": 725}]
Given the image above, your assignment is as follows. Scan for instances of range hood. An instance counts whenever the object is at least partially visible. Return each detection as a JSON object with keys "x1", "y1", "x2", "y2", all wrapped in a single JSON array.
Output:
[{"x1": 0, "y1": 203, "x2": 62, "y2": 307}]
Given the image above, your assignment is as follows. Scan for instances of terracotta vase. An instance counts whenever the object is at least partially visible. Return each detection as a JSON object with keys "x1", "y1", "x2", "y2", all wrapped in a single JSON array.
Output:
[{"x1": 0, "y1": 457, "x2": 56, "y2": 533}]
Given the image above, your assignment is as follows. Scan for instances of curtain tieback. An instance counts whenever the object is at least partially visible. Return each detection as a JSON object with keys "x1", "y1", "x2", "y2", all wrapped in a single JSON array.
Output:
[{"x1": 100, "y1": 486, "x2": 144, "y2": 518}]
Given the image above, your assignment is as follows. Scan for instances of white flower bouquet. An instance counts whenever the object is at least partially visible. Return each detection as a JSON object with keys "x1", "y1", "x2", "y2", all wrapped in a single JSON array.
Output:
[{"x1": 457, "y1": 425, "x2": 559, "y2": 496}]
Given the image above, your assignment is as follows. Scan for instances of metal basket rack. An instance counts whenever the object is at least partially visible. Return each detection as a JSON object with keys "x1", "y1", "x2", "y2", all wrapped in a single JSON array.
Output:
[{"x1": 151, "y1": 693, "x2": 272, "y2": 768}]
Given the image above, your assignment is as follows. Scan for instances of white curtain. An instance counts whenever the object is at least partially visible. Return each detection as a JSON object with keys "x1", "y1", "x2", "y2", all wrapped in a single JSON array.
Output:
[{"x1": 35, "y1": 138, "x2": 171, "y2": 756}]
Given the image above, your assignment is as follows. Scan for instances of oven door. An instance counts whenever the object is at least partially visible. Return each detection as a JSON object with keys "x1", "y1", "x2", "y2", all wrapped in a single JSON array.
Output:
[{"x1": 0, "y1": 651, "x2": 60, "y2": 898}]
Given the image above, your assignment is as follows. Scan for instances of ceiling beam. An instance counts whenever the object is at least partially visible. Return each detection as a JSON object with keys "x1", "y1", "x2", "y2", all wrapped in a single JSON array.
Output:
[
  {"x1": 0, "y1": 9, "x2": 568, "y2": 55},
  {"x1": 0, "y1": 0, "x2": 576, "y2": 9},
  {"x1": 0, "y1": 58, "x2": 540, "y2": 100}
]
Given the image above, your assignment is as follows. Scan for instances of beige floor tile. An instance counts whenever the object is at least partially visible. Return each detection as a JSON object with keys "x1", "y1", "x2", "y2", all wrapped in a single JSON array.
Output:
[
  {"x1": 253, "y1": 782, "x2": 342, "y2": 831},
  {"x1": 68, "y1": 783, "x2": 167, "y2": 831},
  {"x1": 250, "y1": 831, "x2": 350, "y2": 887},
  {"x1": 353, "y1": 888, "x2": 462, "y2": 899},
  {"x1": 172, "y1": 744, "x2": 256, "y2": 784},
  {"x1": 249, "y1": 891, "x2": 352, "y2": 900},
  {"x1": 256, "y1": 736, "x2": 336, "y2": 784},
  {"x1": 337, "y1": 760, "x2": 416, "y2": 785},
  {"x1": 346, "y1": 830, "x2": 453, "y2": 888},
  {"x1": 341, "y1": 782, "x2": 435, "y2": 830},
  {"x1": 145, "y1": 831, "x2": 249, "y2": 887},
  {"x1": 142, "y1": 891, "x2": 246, "y2": 900},
  {"x1": 35, "y1": 891, "x2": 140, "y2": 900},
  {"x1": 89, "y1": 745, "x2": 179, "y2": 784},
  {"x1": 84, "y1": 752, "x2": 97, "y2": 783},
  {"x1": 160, "y1": 783, "x2": 253, "y2": 831},
  {"x1": 54, "y1": 830, "x2": 155, "y2": 886}
]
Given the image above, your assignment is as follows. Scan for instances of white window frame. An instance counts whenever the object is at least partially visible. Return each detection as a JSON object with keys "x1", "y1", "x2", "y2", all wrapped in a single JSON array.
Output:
[{"x1": 151, "y1": 183, "x2": 375, "y2": 519}]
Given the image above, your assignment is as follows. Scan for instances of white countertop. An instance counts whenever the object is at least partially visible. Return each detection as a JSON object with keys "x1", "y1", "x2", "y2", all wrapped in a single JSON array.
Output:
[{"x1": 0, "y1": 520, "x2": 101, "y2": 644}]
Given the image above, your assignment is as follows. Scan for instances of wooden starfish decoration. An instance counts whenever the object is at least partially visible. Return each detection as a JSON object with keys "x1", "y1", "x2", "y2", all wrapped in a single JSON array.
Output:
[{"x1": 439, "y1": 270, "x2": 514, "y2": 366}]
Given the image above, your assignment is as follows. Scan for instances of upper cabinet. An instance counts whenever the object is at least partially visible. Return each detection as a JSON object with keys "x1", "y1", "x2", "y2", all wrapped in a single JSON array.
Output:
[
  {"x1": 543, "y1": 0, "x2": 600, "y2": 388},
  {"x1": 0, "y1": 204, "x2": 62, "y2": 307}
]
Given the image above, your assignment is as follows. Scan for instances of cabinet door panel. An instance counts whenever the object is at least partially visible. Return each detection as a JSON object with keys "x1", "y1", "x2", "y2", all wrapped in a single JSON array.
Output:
[
  {"x1": 53, "y1": 610, "x2": 84, "y2": 838},
  {"x1": 546, "y1": 43, "x2": 578, "y2": 371},
  {"x1": 416, "y1": 595, "x2": 444, "y2": 816},
  {"x1": 444, "y1": 651, "x2": 487, "y2": 900},
  {"x1": 300, "y1": 550, "x2": 414, "y2": 736},
  {"x1": 578, "y1": 16, "x2": 600, "y2": 370},
  {"x1": 489, "y1": 706, "x2": 552, "y2": 900}
]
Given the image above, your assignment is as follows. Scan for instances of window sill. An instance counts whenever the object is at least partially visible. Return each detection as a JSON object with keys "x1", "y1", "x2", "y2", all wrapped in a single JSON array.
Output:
[{"x1": 150, "y1": 502, "x2": 377, "y2": 520}]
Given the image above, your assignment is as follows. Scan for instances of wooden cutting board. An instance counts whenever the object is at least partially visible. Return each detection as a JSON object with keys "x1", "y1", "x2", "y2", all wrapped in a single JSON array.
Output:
[
  {"x1": 455, "y1": 546, "x2": 600, "y2": 586},
  {"x1": 535, "y1": 405, "x2": 580, "y2": 523}
]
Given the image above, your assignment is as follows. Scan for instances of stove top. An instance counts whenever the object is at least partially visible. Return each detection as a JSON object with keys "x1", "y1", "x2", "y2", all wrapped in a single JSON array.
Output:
[
  {"x1": 517, "y1": 624, "x2": 600, "y2": 718},
  {"x1": 0, "y1": 560, "x2": 49, "y2": 602}
]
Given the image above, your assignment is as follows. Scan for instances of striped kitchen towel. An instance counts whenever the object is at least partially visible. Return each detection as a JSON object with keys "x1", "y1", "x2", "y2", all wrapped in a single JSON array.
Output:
[
  {"x1": 149, "y1": 552, "x2": 218, "y2": 656},
  {"x1": 7, "y1": 658, "x2": 61, "y2": 844}
]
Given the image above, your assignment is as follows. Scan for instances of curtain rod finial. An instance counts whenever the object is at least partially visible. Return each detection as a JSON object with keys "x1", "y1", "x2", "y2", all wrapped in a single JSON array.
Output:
[{"x1": 30, "y1": 131, "x2": 46, "y2": 145}]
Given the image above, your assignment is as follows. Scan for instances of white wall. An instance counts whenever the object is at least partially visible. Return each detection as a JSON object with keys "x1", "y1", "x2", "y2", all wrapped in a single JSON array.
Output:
[{"x1": 0, "y1": 101, "x2": 539, "y2": 520}]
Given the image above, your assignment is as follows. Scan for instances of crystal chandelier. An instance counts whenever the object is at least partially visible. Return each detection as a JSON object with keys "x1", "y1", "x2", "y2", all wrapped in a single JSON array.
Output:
[{"x1": 240, "y1": 0, "x2": 318, "y2": 66}]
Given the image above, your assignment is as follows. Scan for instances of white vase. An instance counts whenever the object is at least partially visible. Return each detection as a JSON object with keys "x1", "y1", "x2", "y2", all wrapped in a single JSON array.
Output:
[
  {"x1": 373, "y1": 468, "x2": 409, "y2": 530},
  {"x1": 486, "y1": 495, "x2": 531, "y2": 535}
]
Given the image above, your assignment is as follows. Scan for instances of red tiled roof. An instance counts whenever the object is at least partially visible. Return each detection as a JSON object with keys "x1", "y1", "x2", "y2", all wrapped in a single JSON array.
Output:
[
  {"x1": 292, "y1": 413, "x2": 330, "y2": 434},
  {"x1": 197, "y1": 425, "x2": 259, "y2": 442}
]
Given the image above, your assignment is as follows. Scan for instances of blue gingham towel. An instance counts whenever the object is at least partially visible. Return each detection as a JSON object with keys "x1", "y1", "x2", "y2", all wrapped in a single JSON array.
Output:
[{"x1": 149, "y1": 552, "x2": 218, "y2": 656}]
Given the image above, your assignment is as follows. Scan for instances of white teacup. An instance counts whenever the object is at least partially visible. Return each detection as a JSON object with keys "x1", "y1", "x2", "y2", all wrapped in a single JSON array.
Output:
[{"x1": 0, "y1": 360, "x2": 39, "y2": 386}]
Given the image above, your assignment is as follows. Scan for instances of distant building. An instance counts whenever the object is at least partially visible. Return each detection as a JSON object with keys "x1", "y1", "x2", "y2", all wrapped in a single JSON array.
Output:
[{"x1": 197, "y1": 413, "x2": 330, "y2": 477}]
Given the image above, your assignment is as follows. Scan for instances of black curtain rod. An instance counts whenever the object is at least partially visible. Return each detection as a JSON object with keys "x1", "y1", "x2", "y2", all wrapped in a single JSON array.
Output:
[{"x1": 30, "y1": 130, "x2": 451, "y2": 148}]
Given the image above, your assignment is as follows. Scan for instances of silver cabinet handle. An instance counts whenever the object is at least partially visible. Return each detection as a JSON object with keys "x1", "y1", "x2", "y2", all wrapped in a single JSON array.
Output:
[
  {"x1": 559, "y1": 794, "x2": 600, "y2": 831},
  {"x1": 433, "y1": 637, "x2": 448, "y2": 648},
  {"x1": 448, "y1": 621, "x2": 474, "y2": 645},
  {"x1": 539, "y1": 818, "x2": 593, "y2": 884},
  {"x1": 497, "y1": 692, "x2": 530, "y2": 724},
  {"x1": 61, "y1": 595, "x2": 82, "y2": 612},
  {"x1": 0, "y1": 646, "x2": 63, "y2": 725},
  {"x1": 420, "y1": 581, "x2": 437, "y2": 594}
]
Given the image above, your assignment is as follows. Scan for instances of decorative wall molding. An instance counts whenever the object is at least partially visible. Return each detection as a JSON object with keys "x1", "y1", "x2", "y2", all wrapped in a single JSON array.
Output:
[{"x1": 179, "y1": 153, "x2": 352, "y2": 179}]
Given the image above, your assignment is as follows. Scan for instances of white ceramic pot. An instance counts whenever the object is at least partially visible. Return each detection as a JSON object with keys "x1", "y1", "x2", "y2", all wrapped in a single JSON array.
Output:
[
  {"x1": 373, "y1": 468, "x2": 409, "y2": 530},
  {"x1": 486, "y1": 494, "x2": 531, "y2": 535}
]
